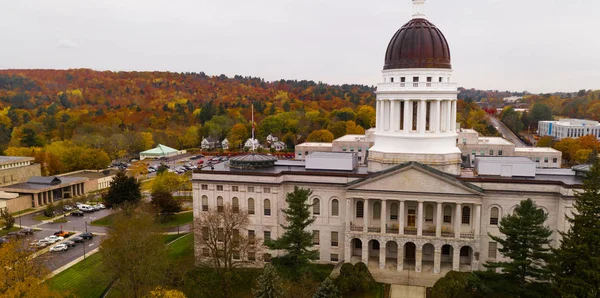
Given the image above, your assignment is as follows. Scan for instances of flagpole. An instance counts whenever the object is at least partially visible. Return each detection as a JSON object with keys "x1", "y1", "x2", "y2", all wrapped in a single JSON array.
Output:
[{"x1": 251, "y1": 104, "x2": 255, "y2": 152}]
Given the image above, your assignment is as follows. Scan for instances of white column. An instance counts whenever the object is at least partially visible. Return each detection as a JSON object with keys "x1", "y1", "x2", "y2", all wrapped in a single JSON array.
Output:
[
  {"x1": 451, "y1": 100, "x2": 457, "y2": 131},
  {"x1": 434, "y1": 100, "x2": 441, "y2": 133},
  {"x1": 434, "y1": 246, "x2": 441, "y2": 274},
  {"x1": 381, "y1": 200, "x2": 387, "y2": 233},
  {"x1": 445, "y1": 101, "x2": 452, "y2": 132},
  {"x1": 403, "y1": 100, "x2": 411, "y2": 132},
  {"x1": 384, "y1": 100, "x2": 390, "y2": 131},
  {"x1": 346, "y1": 199, "x2": 352, "y2": 230},
  {"x1": 390, "y1": 101, "x2": 397, "y2": 131},
  {"x1": 362, "y1": 239, "x2": 369, "y2": 263},
  {"x1": 376, "y1": 101, "x2": 381, "y2": 130},
  {"x1": 344, "y1": 238, "x2": 351, "y2": 263},
  {"x1": 397, "y1": 244, "x2": 404, "y2": 271},
  {"x1": 454, "y1": 203, "x2": 462, "y2": 239},
  {"x1": 363, "y1": 199, "x2": 370, "y2": 233},
  {"x1": 415, "y1": 247, "x2": 422, "y2": 272},
  {"x1": 398, "y1": 200, "x2": 405, "y2": 235},
  {"x1": 436, "y1": 202, "x2": 442, "y2": 237},
  {"x1": 475, "y1": 204, "x2": 481, "y2": 238},
  {"x1": 379, "y1": 241, "x2": 386, "y2": 269},
  {"x1": 452, "y1": 246, "x2": 460, "y2": 271},
  {"x1": 417, "y1": 201, "x2": 423, "y2": 236},
  {"x1": 440, "y1": 100, "x2": 447, "y2": 132},
  {"x1": 419, "y1": 100, "x2": 426, "y2": 133}
]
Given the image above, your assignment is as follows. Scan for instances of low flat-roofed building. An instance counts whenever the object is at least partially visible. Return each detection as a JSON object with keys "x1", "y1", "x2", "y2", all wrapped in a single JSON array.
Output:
[
  {"x1": 331, "y1": 134, "x2": 374, "y2": 164},
  {"x1": 295, "y1": 142, "x2": 333, "y2": 160},
  {"x1": 0, "y1": 176, "x2": 88, "y2": 212},
  {"x1": 474, "y1": 156, "x2": 536, "y2": 177},
  {"x1": 58, "y1": 169, "x2": 119, "y2": 192},
  {"x1": 0, "y1": 156, "x2": 41, "y2": 187},
  {"x1": 538, "y1": 119, "x2": 600, "y2": 140},
  {"x1": 514, "y1": 147, "x2": 562, "y2": 168}
]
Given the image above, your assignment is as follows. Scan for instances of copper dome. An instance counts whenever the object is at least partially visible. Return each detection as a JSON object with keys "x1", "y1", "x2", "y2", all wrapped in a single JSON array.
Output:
[{"x1": 384, "y1": 18, "x2": 451, "y2": 70}]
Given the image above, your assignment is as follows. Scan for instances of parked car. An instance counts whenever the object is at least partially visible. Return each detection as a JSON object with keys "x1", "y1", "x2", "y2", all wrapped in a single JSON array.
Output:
[
  {"x1": 97, "y1": 203, "x2": 106, "y2": 209},
  {"x1": 49, "y1": 243, "x2": 69, "y2": 252},
  {"x1": 6, "y1": 232, "x2": 21, "y2": 238},
  {"x1": 71, "y1": 210, "x2": 85, "y2": 217},
  {"x1": 63, "y1": 205, "x2": 73, "y2": 211},
  {"x1": 18, "y1": 228, "x2": 34, "y2": 236},
  {"x1": 80, "y1": 232, "x2": 93, "y2": 240},
  {"x1": 71, "y1": 236, "x2": 84, "y2": 243},
  {"x1": 197, "y1": 160, "x2": 204, "y2": 165},
  {"x1": 44, "y1": 235, "x2": 64, "y2": 243},
  {"x1": 54, "y1": 230, "x2": 69, "y2": 237},
  {"x1": 36, "y1": 239, "x2": 51, "y2": 247},
  {"x1": 92, "y1": 205, "x2": 102, "y2": 211},
  {"x1": 63, "y1": 240, "x2": 76, "y2": 247},
  {"x1": 79, "y1": 205, "x2": 94, "y2": 212}
]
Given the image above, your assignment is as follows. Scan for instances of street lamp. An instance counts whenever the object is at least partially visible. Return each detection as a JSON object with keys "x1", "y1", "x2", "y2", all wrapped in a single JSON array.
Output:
[{"x1": 85, "y1": 221, "x2": 88, "y2": 233}]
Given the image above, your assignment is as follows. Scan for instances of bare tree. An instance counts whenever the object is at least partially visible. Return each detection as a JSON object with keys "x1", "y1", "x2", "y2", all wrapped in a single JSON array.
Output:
[{"x1": 195, "y1": 203, "x2": 261, "y2": 272}]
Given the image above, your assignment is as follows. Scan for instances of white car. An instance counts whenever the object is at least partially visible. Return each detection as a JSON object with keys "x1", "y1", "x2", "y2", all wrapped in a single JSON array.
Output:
[
  {"x1": 36, "y1": 239, "x2": 51, "y2": 247},
  {"x1": 79, "y1": 205, "x2": 94, "y2": 212},
  {"x1": 97, "y1": 203, "x2": 106, "y2": 209},
  {"x1": 44, "y1": 235, "x2": 64, "y2": 243},
  {"x1": 49, "y1": 243, "x2": 68, "y2": 252}
]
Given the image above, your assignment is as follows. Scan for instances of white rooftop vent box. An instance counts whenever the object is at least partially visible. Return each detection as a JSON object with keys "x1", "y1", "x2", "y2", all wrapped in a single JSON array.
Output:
[
  {"x1": 474, "y1": 156, "x2": 536, "y2": 178},
  {"x1": 305, "y1": 152, "x2": 357, "y2": 171}
]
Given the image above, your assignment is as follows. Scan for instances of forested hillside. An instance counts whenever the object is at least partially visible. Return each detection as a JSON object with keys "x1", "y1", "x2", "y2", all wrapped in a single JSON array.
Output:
[{"x1": 0, "y1": 69, "x2": 377, "y2": 174}]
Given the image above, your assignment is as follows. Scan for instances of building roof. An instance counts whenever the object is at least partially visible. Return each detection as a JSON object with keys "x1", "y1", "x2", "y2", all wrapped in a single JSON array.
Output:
[
  {"x1": 140, "y1": 144, "x2": 178, "y2": 156},
  {"x1": 28, "y1": 176, "x2": 62, "y2": 185},
  {"x1": 474, "y1": 156, "x2": 535, "y2": 164},
  {"x1": 514, "y1": 147, "x2": 560, "y2": 153},
  {"x1": 59, "y1": 169, "x2": 119, "y2": 179},
  {"x1": 0, "y1": 156, "x2": 34, "y2": 165},
  {"x1": 478, "y1": 137, "x2": 514, "y2": 145},
  {"x1": 384, "y1": 18, "x2": 451, "y2": 70},
  {"x1": 296, "y1": 142, "x2": 334, "y2": 148},
  {"x1": 333, "y1": 134, "x2": 369, "y2": 142},
  {"x1": 0, "y1": 176, "x2": 87, "y2": 193}
]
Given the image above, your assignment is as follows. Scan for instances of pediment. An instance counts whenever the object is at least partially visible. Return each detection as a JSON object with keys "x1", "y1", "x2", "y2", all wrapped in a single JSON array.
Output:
[{"x1": 346, "y1": 163, "x2": 482, "y2": 196}]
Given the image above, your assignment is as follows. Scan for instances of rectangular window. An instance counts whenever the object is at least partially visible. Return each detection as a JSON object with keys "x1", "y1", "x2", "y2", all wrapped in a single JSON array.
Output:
[
  {"x1": 248, "y1": 251, "x2": 256, "y2": 261},
  {"x1": 358, "y1": 147, "x2": 362, "y2": 152},
  {"x1": 201, "y1": 184, "x2": 208, "y2": 190},
  {"x1": 331, "y1": 231, "x2": 338, "y2": 247},
  {"x1": 489, "y1": 150, "x2": 494, "y2": 155},
  {"x1": 442, "y1": 246, "x2": 450, "y2": 255},
  {"x1": 298, "y1": 152, "x2": 302, "y2": 156},
  {"x1": 498, "y1": 150, "x2": 503, "y2": 156},
  {"x1": 536, "y1": 157, "x2": 540, "y2": 162},
  {"x1": 248, "y1": 230, "x2": 255, "y2": 244},
  {"x1": 264, "y1": 187, "x2": 270, "y2": 193},
  {"x1": 488, "y1": 242, "x2": 497, "y2": 259},
  {"x1": 217, "y1": 228, "x2": 224, "y2": 242},
  {"x1": 233, "y1": 250, "x2": 240, "y2": 260},
  {"x1": 390, "y1": 77, "x2": 394, "y2": 83},
  {"x1": 217, "y1": 185, "x2": 223, "y2": 191},
  {"x1": 439, "y1": 77, "x2": 443, "y2": 83},
  {"x1": 247, "y1": 186, "x2": 254, "y2": 193},
  {"x1": 544, "y1": 157, "x2": 549, "y2": 162},
  {"x1": 264, "y1": 231, "x2": 271, "y2": 244},
  {"x1": 202, "y1": 227, "x2": 209, "y2": 241},
  {"x1": 263, "y1": 253, "x2": 272, "y2": 262},
  {"x1": 480, "y1": 150, "x2": 485, "y2": 155},
  {"x1": 313, "y1": 230, "x2": 320, "y2": 245},
  {"x1": 462, "y1": 138, "x2": 467, "y2": 144},
  {"x1": 427, "y1": 77, "x2": 432, "y2": 82},
  {"x1": 413, "y1": 77, "x2": 419, "y2": 82},
  {"x1": 553, "y1": 158, "x2": 558, "y2": 163},
  {"x1": 232, "y1": 186, "x2": 239, "y2": 192},
  {"x1": 400, "y1": 77, "x2": 406, "y2": 82},
  {"x1": 202, "y1": 248, "x2": 209, "y2": 257},
  {"x1": 330, "y1": 254, "x2": 339, "y2": 262}
]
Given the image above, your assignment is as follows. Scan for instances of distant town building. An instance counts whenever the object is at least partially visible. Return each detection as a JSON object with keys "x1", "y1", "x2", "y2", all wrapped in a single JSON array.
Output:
[
  {"x1": 201, "y1": 137, "x2": 220, "y2": 150},
  {"x1": 140, "y1": 144, "x2": 184, "y2": 159},
  {"x1": 221, "y1": 138, "x2": 229, "y2": 150},
  {"x1": 266, "y1": 134, "x2": 278, "y2": 143},
  {"x1": 503, "y1": 96, "x2": 522, "y2": 102},
  {"x1": 272, "y1": 141, "x2": 286, "y2": 151},
  {"x1": 244, "y1": 138, "x2": 261, "y2": 150},
  {"x1": 538, "y1": 119, "x2": 600, "y2": 140}
]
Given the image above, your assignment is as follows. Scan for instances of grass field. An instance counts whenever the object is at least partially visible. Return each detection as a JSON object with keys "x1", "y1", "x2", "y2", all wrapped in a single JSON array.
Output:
[
  {"x1": 157, "y1": 211, "x2": 193, "y2": 228},
  {"x1": 0, "y1": 226, "x2": 21, "y2": 236},
  {"x1": 46, "y1": 252, "x2": 110, "y2": 298},
  {"x1": 89, "y1": 214, "x2": 114, "y2": 226},
  {"x1": 33, "y1": 214, "x2": 54, "y2": 221},
  {"x1": 11, "y1": 208, "x2": 34, "y2": 216}
]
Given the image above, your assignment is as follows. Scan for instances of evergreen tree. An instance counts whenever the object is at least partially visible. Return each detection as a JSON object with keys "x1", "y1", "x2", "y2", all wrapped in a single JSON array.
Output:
[
  {"x1": 484, "y1": 198, "x2": 552, "y2": 287},
  {"x1": 552, "y1": 158, "x2": 600, "y2": 298},
  {"x1": 104, "y1": 170, "x2": 142, "y2": 207},
  {"x1": 252, "y1": 263, "x2": 285, "y2": 298},
  {"x1": 267, "y1": 186, "x2": 318, "y2": 271},
  {"x1": 0, "y1": 207, "x2": 15, "y2": 230},
  {"x1": 313, "y1": 277, "x2": 340, "y2": 298}
]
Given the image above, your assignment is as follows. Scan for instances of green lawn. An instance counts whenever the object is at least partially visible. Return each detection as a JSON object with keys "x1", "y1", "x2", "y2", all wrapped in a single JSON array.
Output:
[
  {"x1": 91, "y1": 211, "x2": 193, "y2": 228},
  {"x1": 46, "y1": 252, "x2": 111, "y2": 298},
  {"x1": 163, "y1": 233, "x2": 188, "y2": 244},
  {"x1": 167, "y1": 234, "x2": 193, "y2": 259},
  {"x1": 0, "y1": 226, "x2": 20, "y2": 236},
  {"x1": 33, "y1": 214, "x2": 54, "y2": 221},
  {"x1": 12, "y1": 208, "x2": 34, "y2": 216}
]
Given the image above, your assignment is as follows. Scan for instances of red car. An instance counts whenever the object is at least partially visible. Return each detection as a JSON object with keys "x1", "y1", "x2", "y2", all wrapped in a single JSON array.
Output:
[{"x1": 197, "y1": 160, "x2": 204, "y2": 164}]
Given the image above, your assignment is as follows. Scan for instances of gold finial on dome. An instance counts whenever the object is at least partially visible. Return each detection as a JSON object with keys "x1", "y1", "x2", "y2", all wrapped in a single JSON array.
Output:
[{"x1": 412, "y1": 0, "x2": 426, "y2": 18}]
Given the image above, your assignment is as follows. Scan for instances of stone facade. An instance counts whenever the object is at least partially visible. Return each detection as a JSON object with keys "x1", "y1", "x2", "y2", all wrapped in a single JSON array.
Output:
[{"x1": 0, "y1": 157, "x2": 41, "y2": 187}]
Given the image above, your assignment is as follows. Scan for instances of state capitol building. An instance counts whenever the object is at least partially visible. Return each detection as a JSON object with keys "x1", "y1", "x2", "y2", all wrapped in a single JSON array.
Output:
[{"x1": 192, "y1": 0, "x2": 580, "y2": 285}]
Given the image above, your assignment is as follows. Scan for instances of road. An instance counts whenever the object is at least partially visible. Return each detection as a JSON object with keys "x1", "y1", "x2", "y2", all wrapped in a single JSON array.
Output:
[{"x1": 488, "y1": 116, "x2": 528, "y2": 147}]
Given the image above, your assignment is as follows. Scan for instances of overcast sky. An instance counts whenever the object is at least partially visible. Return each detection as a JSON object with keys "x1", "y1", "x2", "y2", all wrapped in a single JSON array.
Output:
[{"x1": 1, "y1": 0, "x2": 599, "y2": 93}]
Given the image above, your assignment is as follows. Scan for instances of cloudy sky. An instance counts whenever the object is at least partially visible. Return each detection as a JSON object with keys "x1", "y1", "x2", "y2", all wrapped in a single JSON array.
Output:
[{"x1": 1, "y1": 0, "x2": 598, "y2": 93}]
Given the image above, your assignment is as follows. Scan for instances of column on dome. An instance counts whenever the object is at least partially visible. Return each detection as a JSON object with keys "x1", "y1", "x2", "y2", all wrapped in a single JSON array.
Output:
[
  {"x1": 434, "y1": 100, "x2": 441, "y2": 133},
  {"x1": 403, "y1": 100, "x2": 411, "y2": 133},
  {"x1": 451, "y1": 101, "x2": 457, "y2": 131},
  {"x1": 445, "y1": 101, "x2": 452, "y2": 132},
  {"x1": 376, "y1": 101, "x2": 381, "y2": 130},
  {"x1": 391, "y1": 101, "x2": 400, "y2": 131},
  {"x1": 384, "y1": 100, "x2": 390, "y2": 131},
  {"x1": 418, "y1": 100, "x2": 426, "y2": 133},
  {"x1": 440, "y1": 100, "x2": 447, "y2": 132}
]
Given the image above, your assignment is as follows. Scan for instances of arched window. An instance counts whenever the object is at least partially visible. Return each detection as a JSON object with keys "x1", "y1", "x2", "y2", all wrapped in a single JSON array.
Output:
[
  {"x1": 202, "y1": 195, "x2": 208, "y2": 211},
  {"x1": 425, "y1": 205, "x2": 434, "y2": 222},
  {"x1": 232, "y1": 197, "x2": 239, "y2": 213},
  {"x1": 490, "y1": 207, "x2": 499, "y2": 225},
  {"x1": 356, "y1": 201, "x2": 364, "y2": 218},
  {"x1": 443, "y1": 205, "x2": 452, "y2": 223},
  {"x1": 462, "y1": 206, "x2": 471, "y2": 224},
  {"x1": 331, "y1": 199, "x2": 339, "y2": 216},
  {"x1": 217, "y1": 196, "x2": 224, "y2": 212},
  {"x1": 373, "y1": 201, "x2": 381, "y2": 219},
  {"x1": 248, "y1": 198, "x2": 255, "y2": 215},
  {"x1": 390, "y1": 203, "x2": 398, "y2": 220},
  {"x1": 313, "y1": 198, "x2": 320, "y2": 215},
  {"x1": 264, "y1": 199, "x2": 271, "y2": 216}
]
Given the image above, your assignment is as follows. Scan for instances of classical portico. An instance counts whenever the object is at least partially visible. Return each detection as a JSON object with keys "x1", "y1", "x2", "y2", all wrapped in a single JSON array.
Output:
[
  {"x1": 344, "y1": 162, "x2": 482, "y2": 274},
  {"x1": 368, "y1": 0, "x2": 461, "y2": 175}
]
